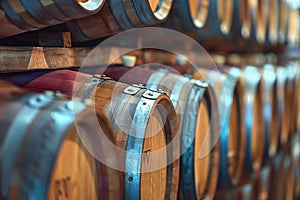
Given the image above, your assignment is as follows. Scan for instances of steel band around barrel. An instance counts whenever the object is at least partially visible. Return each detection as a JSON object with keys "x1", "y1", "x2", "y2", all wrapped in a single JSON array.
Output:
[
  {"x1": 53, "y1": 0, "x2": 93, "y2": 19},
  {"x1": 39, "y1": 0, "x2": 72, "y2": 22},
  {"x1": 196, "y1": 0, "x2": 223, "y2": 39},
  {"x1": 217, "y1": 75, "x2": 238, "y2": 188},
  {"x1": 0, "y1": 0, "x2": 37, "y2": 30},
  {"x1": 244, "y1": 70, "x2": 261, "y2": 173},
  {"x1": 20, "y1": 0, "x2": 62, "y2": 25},
  {"x1": 147, "y1": 69, "x2": 168, "y2": 90},
  {"x1": 0, "y1": 92, "x2": 57, "y2": 198},
  {"x1": 109, "y1": 0, "x2": 136, "y2": 30},
  {"x1": 77, "y1": 75, "x2": 111, "y2": 101},
  {"x1": 132, "y1": 0, "x2": 157, "y2": 25},
  {"x1": 13, "y1": 100, "x2": 86, "y2": 198},
  {"x1": 175, "y1": 1, "x2": 196, "y2": 31},
  {"x1": 125, "y1": 89, "x2": 167, "y2": 200},
  {"x1": 180, "y1": 83, "x2": 207, "y2": 199}
]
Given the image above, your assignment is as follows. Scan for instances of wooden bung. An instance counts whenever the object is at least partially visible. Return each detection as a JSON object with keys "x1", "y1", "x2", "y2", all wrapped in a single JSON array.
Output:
[
  {"x1": 23, "y1": 70, "x2": 180, "y2": 200},
  {"x1": 0, "y1": 0, "x2": 104, "y2": 39},
  {"x1": 0, "y1": 81, "x2": 121, "y2": 200}
]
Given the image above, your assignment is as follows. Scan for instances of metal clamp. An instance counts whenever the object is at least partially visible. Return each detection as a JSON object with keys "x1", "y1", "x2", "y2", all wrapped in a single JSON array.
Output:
[
  {"x1": 191, "y1": 79, "x2": 209, "y2": 88},
  {"x1": 142, "y1": 90, "x2": 161, "y2": 100},
  {"x1": 123, "y1": 85, "x2": 143, "y2": 95}
]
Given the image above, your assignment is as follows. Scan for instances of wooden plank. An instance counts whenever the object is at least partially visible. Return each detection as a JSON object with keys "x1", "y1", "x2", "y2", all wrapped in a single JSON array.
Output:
[{"x1": 0, "y1": 46, "x2": 143, "y2": 73}]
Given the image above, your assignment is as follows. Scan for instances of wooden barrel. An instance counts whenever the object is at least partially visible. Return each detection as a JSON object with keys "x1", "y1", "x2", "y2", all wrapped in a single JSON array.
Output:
[
  {"x1": 260, "y1": 64, "x2": 279, "y2": 160},
  {"x1": 0, "y1": 0, "x2": 104, "y2": 39},
  {"x1": 67, "y1": 0, "x2": 173, "y2": 42},
  {"x1": 198, "y1": 68, "x2": 246, "y2": 189},
  {"x1": 24, "y1": 70, "x2": 181, "y2": 200},
  {"x1": 163, "y1": 0, "x2": 244, "y2": 51},
  {"x1": 215, "y1": 183, "x2": 256, "y2": 200},
  {"x1": 0, "y1": 81, "x2": 121, "y2": 200},
  {"x1": 276, "y1": 66, "x2": 294, "y2": 146},
  {"x1": 146, "y1": 69, "x2": 220, "y2": 200},
  {"x1": 269, "y1": 149, "x2": 296, "y2": 200}
]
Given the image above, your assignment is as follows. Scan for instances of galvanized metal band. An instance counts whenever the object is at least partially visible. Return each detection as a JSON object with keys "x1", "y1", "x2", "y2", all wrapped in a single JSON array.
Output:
[
  {"x1": 124, "y1": 89, "x2": 161, "y2": 200},
  {"x1": 54, "y1": 0, "x2": 93, "y2": 18},
  {"x1": 169, "y1": 76, "x2": 190, "y2": 108},
  {"x1": 175, "y1": 1, "x2": 196, "y2": 31},
  {"x1": 20, "y1": 0, "x2": 62, "y2": 25},
  {"x1": 132, "y1": 0, "x2": 157, "y2": 25},
  {"x1": 196, "y1": 0, "x2": 223, "y2": 39},
  {"x1": 147, "y1": 69, "x2": 168, "y2": 90},
  {"x1": 109, "y1": 0, "x2": 136, "y2": 30},
  {"x1": 0, "y1": 92, "x2": 58, "y2": 198},
  {"x1": 122, "y1": 0, "x2": 142, "y2": 27},
  {"x1": 0, "y1": 0, "x2": 37, "y2": 30},
  {"x1": 180, "y1": 83, "x2": 207, "y2": 199},
  {"x1": 217, "y1": 76, "x2": 238, "y2": 188},
  {"x1": 76, "y1": 75, "x2": 107, "y2": 101},
  {"x1": 39, "y1": 0, "x2": 72, "y2": 22},
  {"x1": 11, "y1": 100, "x2": 86, "y2": 198}
]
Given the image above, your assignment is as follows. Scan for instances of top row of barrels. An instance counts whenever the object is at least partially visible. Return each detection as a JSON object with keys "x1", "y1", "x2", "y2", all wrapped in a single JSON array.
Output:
[{"x1": 0, "y1": 0, "x2": 299, "y2": 47}]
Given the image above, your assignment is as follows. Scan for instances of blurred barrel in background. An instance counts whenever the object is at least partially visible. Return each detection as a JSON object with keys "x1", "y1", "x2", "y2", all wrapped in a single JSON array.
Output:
[
  {"x1": 0, "y1": 0, "x2": 104, "y2": 38},
  {"x1": 23, "y1": 70, "x2": 181, "y2": 200},
  {"x1": 147, "y1": 69, "x2": 220, "y2": 200},
  {"x1": 67, "y1": 0, "x2": 173, "y2": 42},
  {"x1": 0, "y1": 81, "x2": 121, "y2": 200}
]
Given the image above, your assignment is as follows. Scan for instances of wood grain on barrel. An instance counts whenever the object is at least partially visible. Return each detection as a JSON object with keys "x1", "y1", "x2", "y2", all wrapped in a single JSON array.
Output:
[
  {"x1": 48, "y1": 126, "x2": 99, "y2": 200},
  {"x1": 194, "y1": 98, "x2": 210, "y2": 199}
]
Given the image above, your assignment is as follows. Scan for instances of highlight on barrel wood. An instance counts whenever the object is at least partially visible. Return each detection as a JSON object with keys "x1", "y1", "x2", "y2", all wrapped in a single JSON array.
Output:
[
  {"x1": 287, "y1": 8, "x2": 300, "y2": 46},
  {"x1": 0, "y1": 81, "x2": 121, "y2": 200},
  {"x1": 23, "y1": 70, "x2": 180, "y2": 200},
  {"x1": 260, "y1": 64, "x2": 279, "y2": 160},
  {"x1": 278, "y1": 0, "x2": 289, "y2": 44},
  {"x1": 147, "y1": 69, "x2": 220, "y2": 199},
  {"x1": 0, "y1": 0, "x2": 105, "y2": 39},
  {"x1": 67, "y1": 0, "x2": 173, "y2": 42},
  {"x1": 267, "y1": 0, "x2": 279, "y2": 45}
]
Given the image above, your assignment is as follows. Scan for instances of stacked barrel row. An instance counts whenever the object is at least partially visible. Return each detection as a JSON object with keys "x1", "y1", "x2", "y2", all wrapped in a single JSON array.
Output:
[
  {"x1": 0, "y1": 59, "x2": 299, "y2": 199},
  {"x1": 0, "y1": 0, "x2": 299, "y2": 48}
]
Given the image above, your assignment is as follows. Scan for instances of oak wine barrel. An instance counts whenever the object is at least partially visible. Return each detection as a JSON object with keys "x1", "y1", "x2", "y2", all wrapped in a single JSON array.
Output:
[
  {"x1": 24, "y1": 70, "x2": 181, "y2": 200},
  {"x1": 267, "y1": 0, "x2": 280, "y2": 45},
  {"x1": 215, "y1": 182, "x2": 257, "y2": 200},
  {"x1": 163, "y1": 0, "x2": 244, "y2": 51},
  {"x1": 276, "y1": 66, "x2": 295, "y2": 147},
  {"x1": 0, "y1": 81, "x2": 121, "y2": 200},
  {"x1": 203, "y1": 68, "x2": 246, "y2": 188},
  {"x1": 78, "y1": 66, "x2": 221, "y2": 199},
  {"x1": 67, "y1": 0, "x2": 173, "y2": 42},
  {"x1": 0, "y1": 0, "x2": 104, "y2": 39},
  {"x1": 146, "y1": 69, "x2": 220, "y2": 200}
]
